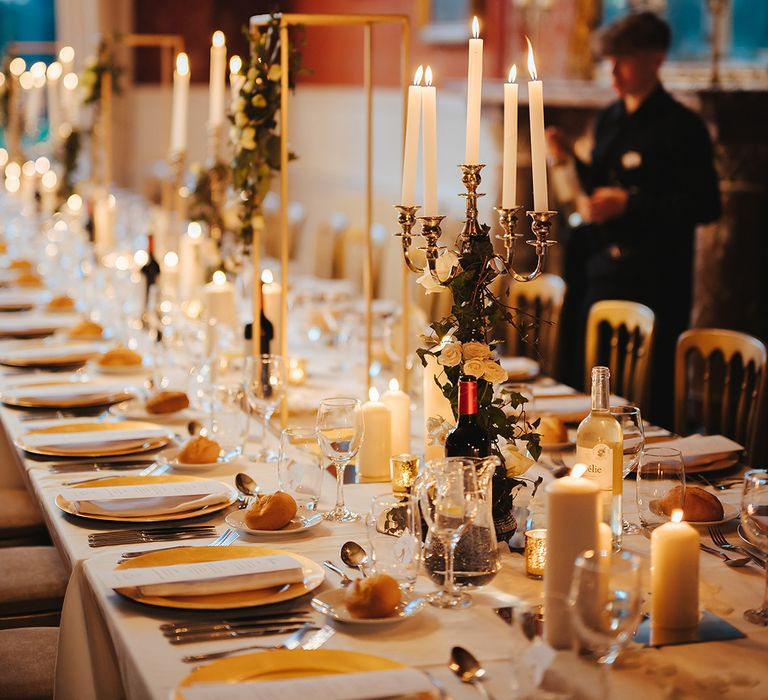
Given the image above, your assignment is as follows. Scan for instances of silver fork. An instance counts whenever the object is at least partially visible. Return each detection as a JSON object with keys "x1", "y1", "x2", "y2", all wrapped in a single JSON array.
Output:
[
  {"x1": 709, "y1": 526, "x2": 766, "y2": 568},
  {"x1": 209, "y1": 528, "x2": 239, "y2": 547}
]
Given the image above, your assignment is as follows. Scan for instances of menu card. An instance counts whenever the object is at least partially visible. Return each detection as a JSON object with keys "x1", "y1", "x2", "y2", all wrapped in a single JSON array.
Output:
[
  {"x1": 4, "y1": 382, "x2": 133, "y2": 399},
  {"x1": 650, "y1": 434, "x2": 743, "y2": 467},
  {"x1": 24, "y1": 427, "x2": 170, "y2": 447},
  {"x1": 61, "y1": 480, "x2": 228, "y2": 503},
  {"x1": 180, "y1": 669, "x2": 435, "y2": 700},
  {"x1": 0, "y1": 343, "x2": 104, "y2": 359}
]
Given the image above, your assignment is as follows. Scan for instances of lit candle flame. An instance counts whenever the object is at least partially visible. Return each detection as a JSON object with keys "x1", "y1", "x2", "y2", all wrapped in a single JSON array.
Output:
[
  {"x1": 63, "y1": 73, "x2": 78, "y2": 90},
  {"x1": 369, "y1": 386, "x2": 380, "y2": 402},
  {"x1": 261, "y1": 269, "x2": 274, "y2": 284},
  {"x1": 18, "y1": 72, "x2": 33, "y2": 90},
  {"x1": 212, "y1": 30, "x2": 225, "y2": 47},
  {"x1": 58, "y1": 46, "x2": 74, "y2": 64},
  {"x1": 229, "y1": 55, "x2": 242, "y2": 74},
  {"x1": 46, "y1": 61, "x2": 62, "y2": 80},
  {"x1": 9, "y1": 57, "x2": 26, "y2": 77},
  {"x1": 187, "y1": 221, "x2": 202, "y2": 239},
  {"x1": 425, "y1": 65, "x2": 433, "y2": 87},
  {"x1": 164, "y1": 251, "x2": 179, "y2": 268},
  {"x1": 472, "y1": 16, "x2": 480, "y2": 39},
  {"x1": 41, "y1": 170, "x2": 57, "y2": 189},
  {"x1": 671, "y1": 509, "x2": 684, "y2": 523},
  {"x1": 571, "y1": 463, "x2": 587, "y2": 479},
  {"x1": 526, "y1": 36, "x2": 537, "y2": 81},
  {"x1": 176, "y1": 52, "x2": 190, "y2": 76},
  {"x1": 508, "y1": 64, "x2": 517, "y2": 83},
  {"x1": 30, "y1": 61, "x2": 46, "y2": 78},
  {"x1": 212, "y1": 270, "x2": 227, "y2": 285},
  {"x1": 66, "y1": 193, "x2": 82, "y2": 212},
  {"x1": 389, "y1": 378, "x2": 400, "y2": 392},
  {"x1": 413, "y1": 64, "x2": 424, "y2": 86}
]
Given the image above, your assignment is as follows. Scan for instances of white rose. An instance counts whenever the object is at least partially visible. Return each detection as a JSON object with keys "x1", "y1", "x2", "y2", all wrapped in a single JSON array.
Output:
[
  {"x1": 234, "y1": 110, "x2": 248, "y2": 127},
  {"x1": 483, "y1": 360, "x2": 508, "y2": 384},
  {"x1": 435, "y1": 250, "x2": 459, "y2": 282},
  {"x1": 463, "y1": 341, "x2": 491, "y2": 361},
  {"x1": 438, "y1": 342, "x2": 462, "y2": 367},
  {"x1": 501, "y1": 442, "x2": 535, "y2": 477},
  {"x1": 233, "y1": 97, "x2": 246, "y2": 113},
  {"x1": 240, "y1": 127, "x2": 256, "y2": 150},
  {"x1": 463, "y1": 358, "x2": 485, "y2": 378},
  {"x1": 417, "y1": 270, "x2": 446, "y2": 295}
]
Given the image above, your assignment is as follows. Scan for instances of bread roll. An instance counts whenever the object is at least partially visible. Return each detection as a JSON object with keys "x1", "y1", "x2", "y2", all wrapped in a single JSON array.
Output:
[
  {"x1": 47, "y1": 295, "x2": 76, "y2": 312},
  {"x1": 654, "y1": 485, "x2": 724, "y2": 522},
  {"x1": 538, "y1": 415, "x2": 567, "y2": 445},
  {"x1": 145, "y1": 391, "x2": 189, "y2": 415},
  {"x1": 98, "y1": 346, "x2": 143, "y2": 367},
  {"x1": 8, "y1": 258, "x2": 33, "y2": 270},
  {"x1": 68, "y1": 320, "x2": 104, "y2": 339},
  {"x1": 177, "y1": 436, "x2": 221, "y2": 464},
  {"x1": 15, "y1": 272, "x2": 43, "y2": 287},
  {"x1": 244, "y1": 492, "x2": 298, "y2": 530},
  {"x1": 344, "y1": 574, "x2": 402, "y2": 619}
]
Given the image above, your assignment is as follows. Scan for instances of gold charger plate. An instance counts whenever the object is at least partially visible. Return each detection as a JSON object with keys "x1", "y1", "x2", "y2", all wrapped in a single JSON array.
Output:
[
  {"x1": 0, "y1": 380, "x2": 135, "y2": 409},
  {"x1": 116, "y1": 544, "x2": 324, "y2": 610},
  {"x1": 175, "y1": 649, "x2": 433, "y2": 700},
  {"x1": 55, "y1": 474, "x2": 237, "y2": 523},
  {"x1": 16, "y1": 419, "x2": 174, "y2": 457}
]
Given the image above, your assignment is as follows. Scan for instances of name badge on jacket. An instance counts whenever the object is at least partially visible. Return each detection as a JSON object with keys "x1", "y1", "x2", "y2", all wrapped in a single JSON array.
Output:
[{"x1": 621, "y1": 151, "x2": 642, "y2": 170}]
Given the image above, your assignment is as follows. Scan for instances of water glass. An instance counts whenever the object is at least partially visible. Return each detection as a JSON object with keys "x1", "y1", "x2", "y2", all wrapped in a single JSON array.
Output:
[
  {"x1": 636, "y1": 447, "x2": 685, "y2": 532},
  {"x1": 278, "y1": 428, "x2": 324, "y2": 511},
  {"x1": 610, "y1": 405, "x2": 644, "y2": 534},
  {"x1": 740, "y1": 469, "x2": 768, "y2": 625},
  {"x1": 206, "y1": 382, "x2": 249, "y2": 456},
  {"x1": 366, "y1": 494, "x2": 421, "y2": 591},
  {"x1": 244, "y1": 354, "x2": 286, "y2": 461}
]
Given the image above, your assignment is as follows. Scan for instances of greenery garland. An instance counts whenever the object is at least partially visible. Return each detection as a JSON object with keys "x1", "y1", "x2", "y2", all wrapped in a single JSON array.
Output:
[{"x1": 81, "y1": 39, "x2": 122, "y2": 107}]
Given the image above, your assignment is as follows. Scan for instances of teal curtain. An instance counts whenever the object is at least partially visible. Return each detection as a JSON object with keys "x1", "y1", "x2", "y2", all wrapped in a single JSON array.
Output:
[{"x1": 0, "y1": 0, "x2": 56, "y2": 63}]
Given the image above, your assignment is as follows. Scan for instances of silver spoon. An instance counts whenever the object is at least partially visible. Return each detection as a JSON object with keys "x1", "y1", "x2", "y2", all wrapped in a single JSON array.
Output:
[
  {"x1": 341, "y1": 540, "x2": 370, "y2": 577},
  {"x1": 235, "y1": 473, "x2": 259, "y2": 507},
  {"x1": 449, "y1": 646, "x2": 493, "y2": 700},
  {"x1": 700, "y1": 543, "x2": 751, "y2": 568}
]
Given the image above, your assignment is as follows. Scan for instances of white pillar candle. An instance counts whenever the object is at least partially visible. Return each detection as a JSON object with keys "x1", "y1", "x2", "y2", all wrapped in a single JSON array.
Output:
[
  {"x1": 40, "y1": 170, "x2": 58, "y2": 216},
  {"x1": 544, "y1": 463, "x2": 600, "y2": 650},
  {"x1": 359, "y1": 387, "x2": 392, "y2": 480},
  {"x1": 204, "y1": 270, "x2": 237, "y2": 327},
  {"x1": 400, "y1": 65, "x2": 423, "y2": 206},
  {"x1": 423, "y1": 352, "x2": 454, "y2": 462},
  {"x1": 179, "y1": 222, "x2": 204, "y2": 303},
  {"x1": 58, "y1": 46, "x2": 75, "y2": 77},
  {"x1": 501, "y1": 65, "x2": 518, "y2": 209},
  {"x1": 526, "y1": 37, "x2": 548, "y2": 212},
  {"x1": 422, "y1": 66, "x2": 438, "y2": 217},
  {"x1": 261, "y1": 269, "x2": 281, "y2": 354},
  {"x1": 382, "y1": 377, "x2": 410, "y2": 455},
  {"x1": 651, "y1": 509, "x2": 699, "y2": 630},
  {"x1": 229, "y1": 55, "x2": 244, "y2": 103},
  {"x1": 209, "y1": 31, "x2": 227, "y2": 128},
  {"x1": 162, "y1": 251, "x2": 180, "y2": 297},
  {"x1": 170, "y1": 52, "x2": 190, "y2": 155},
  {"x1": 20, "y1": 160, "x2": 36, "y2": 211},
  {"x1": 46, "y1": 62, "x2": 62, "y2": 144},
  {"x1": 464, "y1": 16, "x2": 483, "y2": 165}
]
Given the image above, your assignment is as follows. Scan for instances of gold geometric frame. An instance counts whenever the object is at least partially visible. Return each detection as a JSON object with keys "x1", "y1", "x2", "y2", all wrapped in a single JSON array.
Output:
[{"x1": 249, "y1": 13, "x2": 412, "y2": 426}]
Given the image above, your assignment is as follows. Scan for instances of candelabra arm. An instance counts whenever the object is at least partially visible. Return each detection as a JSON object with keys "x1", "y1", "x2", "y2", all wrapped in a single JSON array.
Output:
[
  {"x1": 394, "y1": 205, "x2": 424, "y2": 273},
  {"x1": 418, "y1": 214, "x2": 459, "y2": 284},
  {"x1": 458, "y1": 164, "x2": 489, "y2": 252}
]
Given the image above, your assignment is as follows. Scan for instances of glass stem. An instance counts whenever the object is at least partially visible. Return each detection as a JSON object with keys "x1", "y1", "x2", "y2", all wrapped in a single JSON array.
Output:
[
  {"x1": 443, "y1": 538, "x2": 457, "y2": 599},
  {"x1": 335, "y1": 460, "x2": 346, "y2": 512}
]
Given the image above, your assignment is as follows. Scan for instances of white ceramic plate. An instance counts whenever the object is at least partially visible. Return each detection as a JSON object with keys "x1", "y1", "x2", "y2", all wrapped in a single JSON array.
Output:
[
  {"x1": 109, "y1": 397, "x2": 201, "y2": 423},
  {"x1": 310, "y1": 588, "x2": 426, "y2": 626},
  {"x1": 225, "y1": 508, "x2": 323, "y2": 536},
  {"x1": 687, "y1": 502, "x2": 739, "y2": 528},
  {"x1": 155, "y1": 446, "x2": 240, "y2": 471}
]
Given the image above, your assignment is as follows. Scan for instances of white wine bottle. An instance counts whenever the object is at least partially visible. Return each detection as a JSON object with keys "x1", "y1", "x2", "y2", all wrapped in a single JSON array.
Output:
[{"x1": 576, "y1": 366, "x2": 623, "y2": 548}]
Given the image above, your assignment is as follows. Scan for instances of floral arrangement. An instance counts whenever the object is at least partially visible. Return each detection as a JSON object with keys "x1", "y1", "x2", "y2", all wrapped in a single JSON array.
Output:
[
  {"x1": 417, "y1": 234, "x2": 542, "y2": 535},
  {"x1": 230, "y1": 15, "x2": 304, "y2": 246},
  {"x1": 81, "y1": 39, "x2": 122, "y2": 106}
]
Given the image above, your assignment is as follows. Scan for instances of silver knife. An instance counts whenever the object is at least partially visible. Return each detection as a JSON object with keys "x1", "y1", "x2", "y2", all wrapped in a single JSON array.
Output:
[
  {"x1": 161, "y1": 611, "x2": 310, "y2": 634},
  {"x1": 168, "y1": 624, "x2": 311, "y2": 645},
  {"x1": 181, "y1": 623, "x2": 315, "y2": 663},
  {"x1": 165, "y1": 617, "x2": 311, "y2": 637}
]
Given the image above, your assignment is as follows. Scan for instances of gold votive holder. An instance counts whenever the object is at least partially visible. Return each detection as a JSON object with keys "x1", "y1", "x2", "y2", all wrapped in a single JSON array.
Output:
[
  {"x1": 525, "y1": 529, "x2": 547, "y2": 579},
  {"x1": 287, "y1": 357, "x2": 307, "y2": 385},
  {"x1": 391, "y1": 453, "x2": 419, "y2": 495}
]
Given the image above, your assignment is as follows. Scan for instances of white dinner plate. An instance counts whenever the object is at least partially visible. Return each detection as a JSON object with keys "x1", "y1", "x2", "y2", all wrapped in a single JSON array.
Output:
[
  {"x1": 225, "y1": 508, "x2": 323, "y2": 536},
  {"x1": 687, "y1": 502, "x2": 739, "y2": 528},
  {"x1": 109, "y1": 397, "x2": 201, "y2": 423},
  {"x1": 310, "y1": 588, "x2": 426, "y2": 626},
  {"x1": 155, "y1": 446, "x2": 240, "y2": 471}
]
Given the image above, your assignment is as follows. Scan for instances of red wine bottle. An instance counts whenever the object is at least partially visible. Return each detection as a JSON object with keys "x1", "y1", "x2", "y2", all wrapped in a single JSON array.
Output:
[{"x1": 444, "y1": 377, "x2": 490, "y2": 458}]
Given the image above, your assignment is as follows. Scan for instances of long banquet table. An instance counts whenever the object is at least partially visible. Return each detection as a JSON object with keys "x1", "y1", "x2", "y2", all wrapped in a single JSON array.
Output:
[{"x1": 1, "y1": 341, "x2": 767, "y2": 700}]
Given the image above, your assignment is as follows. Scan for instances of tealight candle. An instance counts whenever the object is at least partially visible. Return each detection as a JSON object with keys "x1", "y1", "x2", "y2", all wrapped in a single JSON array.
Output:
[
  {"x1": 525, "y1": 529, "x2": 547, "y2": 579},
  {"x1": 287, "y1": 357, "x2": 307, "y2": 385},
  {"x1": 381, "y1": 378, "x2": 410, "y2": 455},
  {"x1": 358, "y1": 387, "x2": 392, "y2": 481},
  {"x1": 651, "y1": 509, "x2": 699, "y2": 631},
  {"x1": 391, "y1": 453, "x2": 419, "y2": 495}
]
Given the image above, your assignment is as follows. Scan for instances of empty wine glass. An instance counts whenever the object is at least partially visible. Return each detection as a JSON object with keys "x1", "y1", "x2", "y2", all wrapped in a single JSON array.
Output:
[
  {"x1": 278, "y1": 427, "x2": 324, "y2": 511},
  {"x1": 243, "y1": 354, "x2": 286, "y2": 462},
  {"x1": 610, "y1": 405, "x2": 644, "y2": 534},
  {"x1": 570, "y1": 549, "x2": 643, "y2": 700},
  {"x1": 636, "y1": 447, "x2": 685, "y2": 534},
  {"x1": 415, "y1": 460, "x2": 479, "y2": 609},
  {"x1": 741, "y1": 469, "x2": 768, "y2": 625},
  {"x1": 316, "y1": 397, "x2": 363, "y2": 522}
]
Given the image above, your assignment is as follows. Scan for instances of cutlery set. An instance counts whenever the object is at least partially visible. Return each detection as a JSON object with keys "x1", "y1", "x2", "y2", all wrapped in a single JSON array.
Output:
[
  {"x1": 88, "y1": 526, "x2": 218, "y2": 548},
  {"x1": 162, "y1": 610, "x2": 316, "y2": 645}
]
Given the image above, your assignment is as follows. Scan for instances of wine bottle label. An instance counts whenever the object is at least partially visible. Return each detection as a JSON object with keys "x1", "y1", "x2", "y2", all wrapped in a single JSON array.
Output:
[
  {"x1": 458, "y1": 380, "x2": 478, "y2": 415},
  {"x1": 576, "y1": 443, "x2": 613, "y2": 491}
]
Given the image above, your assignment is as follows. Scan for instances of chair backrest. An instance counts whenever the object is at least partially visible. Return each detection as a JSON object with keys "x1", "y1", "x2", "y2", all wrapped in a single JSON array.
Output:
[
  {"x1": 584, "y1": 299, "x2": 655, "y2": 411},
  {"x1": 675, "y1": 328, "x2": 767, "y2": 462},
  {"x1": 506, "y1": 274, "x2": 566, "y2": 376}
]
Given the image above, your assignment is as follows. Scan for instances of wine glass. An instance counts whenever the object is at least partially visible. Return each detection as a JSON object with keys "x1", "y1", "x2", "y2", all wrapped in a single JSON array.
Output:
[
  {"x1": 610, "y1": 405, "x2": 644, "y2": 534},
  {"x1": 740, "y1": 469, "x2": 768, "y2": 625},
  {"x1": 570, "y1": 549, "x2": 643, "y2": 700},
  {"x1": 415, "y1": 459, "x2": 479, "y2": 609},
  {"x1": 316, "y1": 397, "x2": 363, "y2": 522},
  {"x1": 636, "y1": 447, "x2": 685, "y2": 533},
  {"x1": 243, "y1": 354, "x2": 286, "y2": 462},
  {"x1": 206, "y1": 381, "x2": 250, "y2": 457},
  {"x1": 278, "y1": 427, "x2": 324, "y2": 512}
]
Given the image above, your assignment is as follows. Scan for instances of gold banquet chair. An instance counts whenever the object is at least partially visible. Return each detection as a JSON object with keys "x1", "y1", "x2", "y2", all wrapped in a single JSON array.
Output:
[
  {"x1": 675, "y1": 329, "x2": 767, "y2": 465},
  {"x1": 584, "y1": 300, "x2": 655, "y2": 412},
  {"x1": 505, "y1": 273, "x2": 566, "y2": 377}
]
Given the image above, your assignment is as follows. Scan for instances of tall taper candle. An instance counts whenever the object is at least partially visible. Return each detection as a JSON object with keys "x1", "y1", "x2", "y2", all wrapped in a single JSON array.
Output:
[
  {"x1": 46, "y1": 62, "x2": 62, "y2": 143},
  {"x1": 502, "y1": 65, "x2": 518, "y2": 208},
  {"x1": 401, "y1": 65, "x2": 423, "y2": 206},
  {"x1": 422, "y1": 66, "x2": 437, "y2": 217},
  {"x1": 170, "y1": 52, "x2": 190, "y2": 154},
  {"x1": 465, "y1": 16, "x2": 483, "y2": 165},
  {"x1": 526, "y1": 37, "x2": 548, "y2": 212},
  {"x1": 229, "y1": 55, "x2": 245, "y2": 102},
  {"x1": 209, "y1": 31, "x2": 227, "y2": 127}
]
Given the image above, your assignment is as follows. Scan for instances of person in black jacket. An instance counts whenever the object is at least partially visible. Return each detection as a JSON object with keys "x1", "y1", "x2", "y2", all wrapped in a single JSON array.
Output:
[{"x1": 548, "y1": 11, "x2": 721, "y2": 427}]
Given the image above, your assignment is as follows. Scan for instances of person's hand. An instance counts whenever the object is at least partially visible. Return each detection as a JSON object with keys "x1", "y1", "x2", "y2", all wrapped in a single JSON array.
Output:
[
  {"x1": 589, "y1": 187, "x2": 629, "y2": 224},
  {"x1": 546, "y1": 127, "x2": 573, "y2": 164}
]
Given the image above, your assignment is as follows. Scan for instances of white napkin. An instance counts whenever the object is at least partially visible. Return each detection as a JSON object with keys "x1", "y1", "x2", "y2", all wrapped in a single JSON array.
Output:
[
  {"x1": 535, "y1": 394, "x2": 626, "y2": 421},
  {"x1": 105, "y1": 554, "x2": 304, "y2": 597},
  {"x1": 22, "y1": 427, "x2": 171, "y2": 448},
  {"x1": 0, "y1": 313, "x2": 76, "y2": 332},
  {"x1": 500, "y1": 356, "x2": 539, "y2": 379},
  {"x1": 180, "y1": 669, "x2": 435, "y2": 700},
  {"x1": 650, "y1": 434, "x2": 743, "y2": 467},
  {"x1": 0, "y1": 342, "x2": 104, "y2": 359},
  {"x1": 532, "y1": 383, "x2": 577, "y2": 397},
  {"x1": 2, "y1": 382, "x2": 134, "y2": 400}
]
